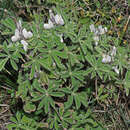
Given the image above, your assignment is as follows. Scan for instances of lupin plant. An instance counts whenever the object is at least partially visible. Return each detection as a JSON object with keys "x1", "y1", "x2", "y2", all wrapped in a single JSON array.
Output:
[{"x1": 0, "y1": 0, "x2": 129, "y2": 130}]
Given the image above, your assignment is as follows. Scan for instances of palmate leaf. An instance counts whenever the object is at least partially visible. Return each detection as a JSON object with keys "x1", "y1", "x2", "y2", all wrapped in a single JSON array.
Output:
[
  {"x1": 37, "y1": 96, "x2": 55, "y2": 113},
  {"x1": 31, "y1": 79, "x2": 59, "y2": 112}
]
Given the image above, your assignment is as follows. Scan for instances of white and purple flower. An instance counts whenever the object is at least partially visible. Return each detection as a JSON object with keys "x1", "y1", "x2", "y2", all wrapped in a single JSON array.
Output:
[
  {"x1": 44, "y1": 10, "x2": 64, "y2": 29},
  {"x1": 11, "y1": 20, "x2": 33, "y2": 51}
]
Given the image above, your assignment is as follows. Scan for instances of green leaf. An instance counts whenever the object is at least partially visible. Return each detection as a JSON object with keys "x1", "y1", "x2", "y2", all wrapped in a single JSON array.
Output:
[
  {"x1": 83, "y1": 68, "x2": 93, "y2": 76},
  {"x1": 10, "y1": 59, "x2": 18, "y2": 71},
  {"x1": 10, "y1": 117, "x2": 17, "y2": 123},
  {"x1": 30, "y1": 63, "x2": 35, "y2": 79},
  {"x1": 33, "y1": 79, "x2": 45, "y2": 93},
  {"x1": 16, "y1": 112, "x2": 22, "y2": 122},
  {"x1": 38, "y1": 98, "x2": 46, "y2": 110},
  {"x1": 7, "y1": 123, "x2": 17, "y2": 130},
  {"x1": 0, "y1": 58, "x2": 8, "y2": 71},
  {"x1": 74, "y1": 95, "x2": 81, "y2": 109},
  {"x1": 1, "y1": 17, "x2": 15, "y2": 30},
  {"x1": 79, "y1": 93, "x2": 88, "y2": 107},
  {"x1": 44, "y1": 97, "x2": 49, "y2": 113},
  {"x1": 23, "y1": 102, "x2": 36, "y2": 113},
  {"x1": 50, "y1": 92, "x2": 65, "y2": 97},
  {"x1": 99, "y1": 94, "x2": 108, "y2": 101},
  {"x1": 86, "y1": 118, "x2": 98, "y2": 127},
  {"x1": 38, "y1": 58, "x2": 51, "y2": 71},
  {"x1": 65, "y1": 95, "x2": 73, "y2": 109},
  {"x1": 39, "y1": 71, "x2": 49, "y2": 85},
  {"x1": 53, "y1": 54, "x2": 64, "y2": 69},
  {"x1": 60, "y1": 88, "x2": 72, "y2": 94},
  {"x1": 3, "y1": 41, "x2": 9, "y2": 54},
  {"x1": 54, "y1": 120, "x2": 59, "y2": 130},
  {"x1": 48, "y1": 96, "x2": 55, "y2": 108},
  {"x1": 72, "y1": 71, "x2": 84, "y2": 82},
  {"x1": 54, "y1": 50, "x2": 68, "y2": 59}
]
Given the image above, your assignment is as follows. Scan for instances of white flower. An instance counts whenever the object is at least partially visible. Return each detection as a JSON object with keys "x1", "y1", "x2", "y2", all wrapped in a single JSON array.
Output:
[
  {"x1": 22, "y1": 28, "x2": 33, "y2": 39},
  {"x1": 112, "y1": 66, "x2": 119, "y2": 74},
  {"x1": 98, "y1": 25, "x2": 107, "y2": 35},
  {"x1": 93, "y1": 35, "x2": 99, "y2": 46},
  {"x1": 111, "y1": 46, "x2": 116, "y2": 57},
  {"x1": 54, "y1": 14, "x2": 64, "y2": 25},
  {"x1": 44, "y1": 19, "x2": 54, "y2": 29},
  {"x1": 11, "y1": 20, "x2": 33, "y2": 42},
  {"x1": 11, "y1": 20, "x2": 33, "y2": 51},
  {"x1": 98, "y1": 25, "x2": 104, "y2": 35},
  {"x1": 90, "y1": 24, "x2": 96, "y2": 33},
  {"x1": 11, "y1": 29, "x2": 21, "y2": 42},
  {"x1": 102, "y1": 54, "x2": 111, "y2": 63},
  {"x1": 21, "y1": 40, "x2": 28, "y2": 51},
  {"x1": 44, "y1": 10, "x2": 64, "y2": 29}
]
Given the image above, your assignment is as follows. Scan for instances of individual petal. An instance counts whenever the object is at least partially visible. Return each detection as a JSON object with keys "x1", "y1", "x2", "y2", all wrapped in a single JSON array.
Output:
[
  {"x1": 21, "y1": 40, "x2": 28, "y2": 51},
  {"x1": 16, "y1": 20, "x2": 22, "y2": 30},
  {"x1": 98, "y1": 25, "x2": 105, "y2": 35},
  {"x1": 22, "y1": 28, "x2": 28, "y2": 39},
  {"x1": 60, "y1": 35, "x2": 63, "y2": 42},
  {"x1": 27, "y1": 31, "x2": 33, "y2": 38},
  {"x1": 44, "y1": 19, "x2": 54, "y2": 29},
  {"x1": 54, "y1": 14, "x2": 64, "y2": 25},
  {"x1": 11, "y1": 35, "x2": 19, "y2": 42},
  {"x1": 95, "y1": 41, "x2": 98, "y2": 46},
  {"x1": 102, "y1": 54, "x2": 111, "y2": 63},
  {"x1": 11, "y1": 29, "x2": 20, "y2": 42},
  {"x1": 89, "y1": 24, "x2": 95, "y2": 33},
  {"x1": 15, "y1": 29, "x2": 20, "y2": 37},
  {"x1": 111, "y1": 46, "x2": 117, "y2": 57},
  {"x1": 57, "y1": 34, "x2": 63, "y2": 42},
  {"x1": 112, "y1": 66, "x2": 119, "y2": 74},
  {"x1": 22, "y1": 28, "x2": 33, "y2": 39},
  {"x1": 104, "y1": 27, "x2": 107, "y2": 33},
  {"x1": 93, "y1": 35, "x2": 99, "y2": 42},
  {"x1": 49, "y1": 10, "x2": 56, "y2": 23}
]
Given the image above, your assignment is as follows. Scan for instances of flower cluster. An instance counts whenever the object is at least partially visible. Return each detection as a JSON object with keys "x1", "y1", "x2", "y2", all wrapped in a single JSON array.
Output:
[
  {"x1": 44, "y1": 10, "x2": 64, "y2": 43},
  {"x1": 11, "y1": 20, "x2": 33, "y2": 51},
  {"x1": 102, "y1": 46, "x2": 117, "y2": 63},
  {"x1": 102, "y1": 46, "x2": 119, "y2": 74},
  {"x1": 89, "y1": 24, "x2": 119, "y2": 74},
  {"x1": 44, "y1": 10, "x2": 64, "y2": 29},
  {"x1": 90, "y1": 24, "x2": 107, "y2": 46}
]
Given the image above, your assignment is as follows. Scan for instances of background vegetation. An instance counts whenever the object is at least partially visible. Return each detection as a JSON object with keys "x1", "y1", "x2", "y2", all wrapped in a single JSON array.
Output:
[{"x1": 0, "y1": 0, "x2": 130, "y2": 130}]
